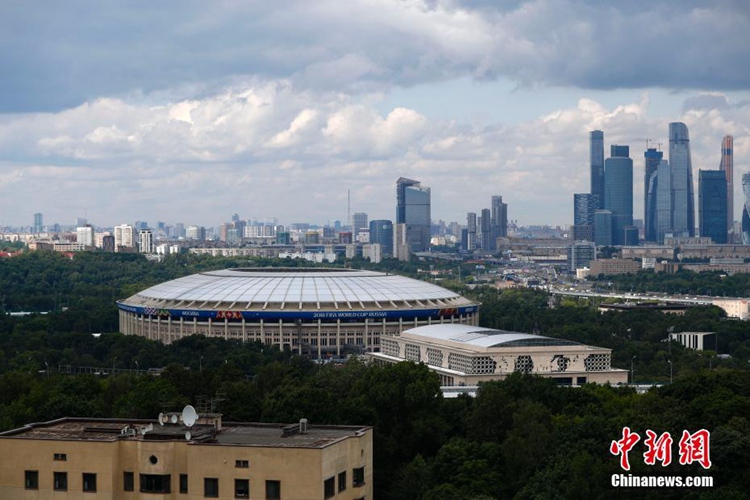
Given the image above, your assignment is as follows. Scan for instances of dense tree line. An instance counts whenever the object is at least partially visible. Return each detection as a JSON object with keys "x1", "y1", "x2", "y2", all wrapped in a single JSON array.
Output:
[
  {"x1": 590, "y1": 269, "x2": 750, "y2": 298},
  {"x1": 1, "y1": 252, "x2": 750, "y2": 497}
]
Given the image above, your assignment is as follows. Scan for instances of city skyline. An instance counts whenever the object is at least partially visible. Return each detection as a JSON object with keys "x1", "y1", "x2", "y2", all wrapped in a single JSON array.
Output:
[{"x1": 1, "y1": 2, "x2": 749, "y2": 227}]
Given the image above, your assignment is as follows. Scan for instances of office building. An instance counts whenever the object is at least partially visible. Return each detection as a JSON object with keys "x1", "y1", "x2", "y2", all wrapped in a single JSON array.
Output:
[
  {"x1": 719, "y1": 135, "x2": 734, "y2": 236},
  {"x1": 604, "y1": 145, "x2": 633, "y2": 245},
  {"x1": 186, "y1": 226, "x2": 206, "y2": 241},
  {"x1": 370, "y1": 324, "x2": 628, "y2": 386},
  {"x1": 396, "y1": 177, "x2": 431, "y2": 253},
  {"x1": 352, "y1": 213, "x2": 368, "y2": 240},
  {"x1": 699, "y1": 170, "x2": 728, "y2": 244},
  {"x1": 590, "y1": 130, "x2": 605, "y2": 209},
  {"x1": 573, "y1": 193, "x2": 598, "y2": 241},
  {"x1": 594, "y1": 210, "x2": 612, "y2": 246},
  {"x1": 480, "y1": 208, "x2": 493, "y2": 252},
  {"x1": 369, "y1": 220, "x2": 393, "y2": 257},
  {"x1": 33, "y1": 213, "x2": 43, "y2": 234},
  {"x1": 568, "y1": 240, "x2": 596, "y2": 272},
  {"x1": 644, "y1": 148, "x2": 664, "y2": 242},
  {"x1": 0, "y1": 414, "x2": 372, "y2": 499},
  {"x1": 655, "y1": 159, "x2": 673, "y2": 244},
  {"x1": 669, "y1": 122, "x2": 695, "y2": 237}
]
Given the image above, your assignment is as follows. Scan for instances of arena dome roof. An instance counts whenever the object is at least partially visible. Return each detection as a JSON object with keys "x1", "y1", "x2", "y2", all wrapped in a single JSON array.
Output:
[{"x1": 119, "y1": 268, "x2": 475, "y2": 313}]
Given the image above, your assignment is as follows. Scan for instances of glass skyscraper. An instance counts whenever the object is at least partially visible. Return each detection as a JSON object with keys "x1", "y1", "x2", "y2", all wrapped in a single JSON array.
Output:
[
  {"x1": 644, "y1": 148, "x2": 663, "y2": 242},
  {"x1": 669, "y1": 122, "x2": 695, "y2": 237},
  {"x1": 396, "y1": 177, "x2": 431, "y2": 252},
  {"x1": 742, "y1": 173, "x2": 750, "y2": 245},
  {"x1": 369, "y1": 219, "x2": 394, "y2": 257},
  {"x1": 604, "y1": 145, "x2": 633, "y2": 245},
  {"x1": 573, "y1": 193, "x2": 598, "y2": 241},
  {"x1": 719, "y1": 135, "x2": 734, "y2": 235},
  {"x1": 590, "y1": 130, "x2": 605, "y2": 209},
  {"x1": 698, "y1": 170, "x2": 728, "y2": 244}
]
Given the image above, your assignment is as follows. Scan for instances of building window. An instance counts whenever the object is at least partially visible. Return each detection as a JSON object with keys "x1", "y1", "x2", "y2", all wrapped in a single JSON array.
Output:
[
  {"x1": 235, "y1": 478, "x2": 250, "y2": 498},
  {"x1": 141, "y1": 474, "x2": 171, "y2": 494},
  {"x1": 54, "y1": 453, "x2": 67, "y2": 461},
  {"x1": 338, "y1": 471, "x2": 347, "y2": 492},
  {"x1": 235, "y1": 459, "x2": 249, "y2": 468},
  {"x1": 324, "y1": 477, "x2": 335, "y2": 498},
  {"x1": 82, "y1": 473, "x2": 97, "y2": 492},
  {"x1": 265, "y1": 480, "x2": 281, "y2": 499},
  {"x1": 25, "y1": 470, "x2": 39, "y2": 490},
  {"x1": 180, "y1": 474, "x2": 188, "y2": 494},
  {"x1": 353, "y1": 466, "x2": 365, "y2": 487},
  {"x1": 204, "y1": 477, "x2": 219, "y2": 498},
  {"x1": 54, "y1": 472, "x2": 68, "y2": 491},
  {"x1": 124, "y1": 471, "x2": 134, "y2": 491}
]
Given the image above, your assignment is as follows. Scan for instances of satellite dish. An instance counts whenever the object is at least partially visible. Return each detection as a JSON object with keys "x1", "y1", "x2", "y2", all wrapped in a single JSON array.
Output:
[
  {"x1": 158, "y1": 413, "x2": 166, "y2": 426},
  {"x1": 185, "y1": 431, "x2": 192, "y2": 441},
  {"x1": 182, "y1": 405, "x2": 198, "y2": 427},
  {"x1": 170, "y1": 414, "x2": 178, "y2": 424}
]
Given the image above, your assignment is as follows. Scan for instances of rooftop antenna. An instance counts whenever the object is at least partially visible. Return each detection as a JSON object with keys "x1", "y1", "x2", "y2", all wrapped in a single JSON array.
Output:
[{"x1": 181, "y1": 405, "x2": 198, "y2": 427}]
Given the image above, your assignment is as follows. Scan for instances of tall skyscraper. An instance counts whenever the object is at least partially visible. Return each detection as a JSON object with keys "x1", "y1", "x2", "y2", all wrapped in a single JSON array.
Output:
[
  {"x1": 480, "y1": 208, "x2": 493, "y2": 252},
  {"x1": 644, "y1": 148, "x2": 663, "y2": 242},
  {"x1": 699, "y1": 170, "x2": 728, "y2": 244},
  {"x1": 719, "y1": 135, "x2": 734, "y2": 236},
  {"x1": 655, "y1": 159, "x2": 673, "y2": 244},
  {"x1": 590, "y1": 130, "x2": 605, "y2": 209},
  {"x1": 395, "y1": 177, "x2": 431, "y2": 252},
  {"x1": 369, "y1": 220, "x2": 394, "y2": 257},
  {"x1": 33, "y1": 213, "x2": 43, "y2": 233},
  {"x1": 466, "y1": 212, "x2": 477, "y2": 251},
  {"x1": 604, "y1": 145, "x2": 633, "y2": 245},
  {"x1": 573, "y1": 193, "x2": 598, "y2": 241},
  {"x1": 742, "y1": 173, "x2": 750, "y2": 245},
  {"x1": 491, "y1": 195, "x2": 508, "y2": 241},
  {"x1": 594, "y1": 210, "x2": 612, "y2": 246},
  {"x1": 669, "y1": 122, "x2": 695, "y2": 237}
]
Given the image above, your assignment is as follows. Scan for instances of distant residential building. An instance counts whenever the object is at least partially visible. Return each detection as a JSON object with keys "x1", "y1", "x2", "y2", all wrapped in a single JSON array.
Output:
[
  {"x1": 699, "y1": 170, "x2": 728, "y2": 244},
  {"x1": 114, "y1": 224, "x2": 135, "y2": 251},
  {"x1": 76, "y1": 225, "x2": 95, "y2": 247},
  {"x1": 491, "y1": 195, "x2": 508, "y2": 243},
  {"x1": 480, "y1": 208, "x2": 493, "y2": 252},
  {"x1": 33, "y1": 213, "x2": 43, "y2": 234},
  {"x1": 186, "y1": 226, "x2": 206, "y2": 241},
  {"x1": 362, "y1": 243, "x2": 382, "y2": 263},
  {"x1": 644, "y1": 147, "x2": 664, "y2": 242},
  {"x1": 139, "y1": 229, "x2": 154, "y2": 254}
]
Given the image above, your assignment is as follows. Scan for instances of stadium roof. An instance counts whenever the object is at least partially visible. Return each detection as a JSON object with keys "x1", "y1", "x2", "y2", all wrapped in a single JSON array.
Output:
[
  {"x1": 402, "y1": 324, "x2": 582, "y2": 348},
  {"x1": 120, "y1": 268, "x2": 475, "y2": 311}
]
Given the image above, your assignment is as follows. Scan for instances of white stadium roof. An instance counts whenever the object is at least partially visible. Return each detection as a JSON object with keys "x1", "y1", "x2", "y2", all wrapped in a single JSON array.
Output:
[
  {"x1": 122, "y1": 268, "x2": 475, "y2": 311},
  {"x1": 402, "y1": 324, "x2": 582, "y2": 348}
]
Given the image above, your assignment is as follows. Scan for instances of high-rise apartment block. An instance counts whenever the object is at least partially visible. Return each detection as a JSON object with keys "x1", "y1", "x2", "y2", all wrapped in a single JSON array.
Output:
[
  {"x1": 76, "y1": 225, "x2": 95, "y2": 247},
  {"x1": 114, "y1": 224, "x2": 135, "y2": 252},
  {"x1": 699, "y1": 170, "x2": 728, "y2": 244},
  {"x1": 491, "y1": 195, "x2": 508, "y2": 241}
]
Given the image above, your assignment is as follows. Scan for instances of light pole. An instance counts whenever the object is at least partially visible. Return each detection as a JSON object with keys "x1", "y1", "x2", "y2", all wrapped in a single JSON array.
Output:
[
  {"x1": 631, "y1": 356, "x2": 637, "y2": 385},
  {"x1": 200, "y1": 355, "x2": 204, "y2": 373},
  {"x1": 135, "y1": 360, "x2": 139, "y2": 373},
  {"x1": 45, "y1": 361, "x2": 49, "y2": 379},
  {"x1": 668, "y1": 359, "x2": 673, "y2": 384}
]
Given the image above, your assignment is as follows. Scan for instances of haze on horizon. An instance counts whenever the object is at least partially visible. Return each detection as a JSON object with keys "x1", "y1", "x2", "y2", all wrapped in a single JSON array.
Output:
[{"x1": 1, "y1": 0, "x2": 749, "y2": 228}]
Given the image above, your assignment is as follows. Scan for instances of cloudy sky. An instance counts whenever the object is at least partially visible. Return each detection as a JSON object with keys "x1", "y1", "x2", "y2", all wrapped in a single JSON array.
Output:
[{"x1": 2, "y1": 0, "x2": 750, "y2": 229}]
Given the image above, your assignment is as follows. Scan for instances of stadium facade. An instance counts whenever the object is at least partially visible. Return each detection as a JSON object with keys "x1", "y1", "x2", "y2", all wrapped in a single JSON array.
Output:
[{"x1": 118, "y1": 268, "x2": 479, "y2": 357}]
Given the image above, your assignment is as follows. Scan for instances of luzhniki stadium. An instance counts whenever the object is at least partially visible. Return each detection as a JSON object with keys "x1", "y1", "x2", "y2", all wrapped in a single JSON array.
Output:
[{"x1": 117, "y1": 268, "x2": 479, "y2": 357}]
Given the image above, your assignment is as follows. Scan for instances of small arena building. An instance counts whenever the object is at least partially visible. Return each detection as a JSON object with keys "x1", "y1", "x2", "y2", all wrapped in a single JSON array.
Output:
[{"x1": 118, "y1": 268, "x2": 479, "y2": 357}]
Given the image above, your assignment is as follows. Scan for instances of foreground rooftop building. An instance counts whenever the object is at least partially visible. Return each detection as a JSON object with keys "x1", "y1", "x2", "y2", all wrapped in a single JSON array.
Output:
[
  {"x1": 369, "y1": 324, "x2": 628, "y2": 386},
  {"x1": 0, "y1": 413, "x2": 372, "y2": 499}
]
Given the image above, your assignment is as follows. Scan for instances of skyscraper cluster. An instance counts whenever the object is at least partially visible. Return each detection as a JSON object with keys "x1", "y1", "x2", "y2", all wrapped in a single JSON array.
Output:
[
  {"x1": 575, "y1": 125, "x2": 735, "y2": 246},
  {"x1": 461, "y1": 196, "x2": 508, "y2": 253}
]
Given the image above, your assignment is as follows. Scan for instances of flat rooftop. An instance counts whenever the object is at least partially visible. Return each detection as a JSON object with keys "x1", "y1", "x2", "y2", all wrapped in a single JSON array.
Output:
[{"x1": 0, "y1": 418, "x2": 370, "y2": 449}]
